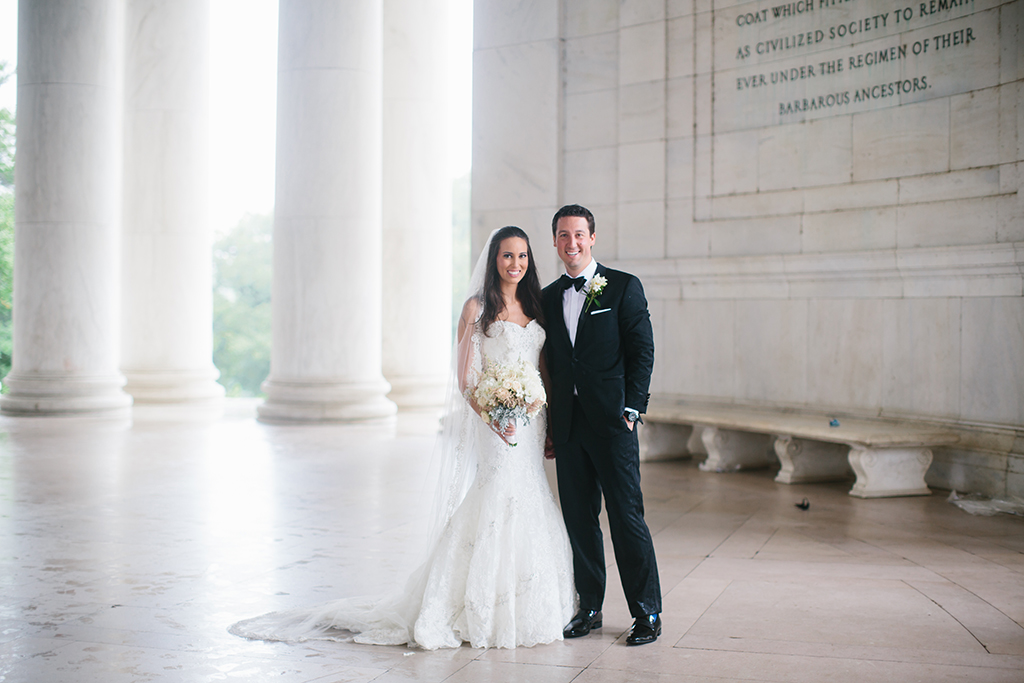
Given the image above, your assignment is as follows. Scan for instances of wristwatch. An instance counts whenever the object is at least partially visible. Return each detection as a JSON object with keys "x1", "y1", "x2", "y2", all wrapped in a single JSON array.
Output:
[{"x1": 623, "y1": 408, "x2": 640, "y2": 423}]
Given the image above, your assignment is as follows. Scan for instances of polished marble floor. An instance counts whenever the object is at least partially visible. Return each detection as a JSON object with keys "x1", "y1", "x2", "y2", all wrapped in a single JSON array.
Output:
[{"x1": 1, "y1": 403, "x2": 1023, "y2": 682}]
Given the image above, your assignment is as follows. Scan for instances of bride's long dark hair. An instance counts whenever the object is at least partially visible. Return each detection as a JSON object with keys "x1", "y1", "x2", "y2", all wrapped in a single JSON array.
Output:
[{"x1": 480, "y1": 226, "x2": 544, "y2": 334}]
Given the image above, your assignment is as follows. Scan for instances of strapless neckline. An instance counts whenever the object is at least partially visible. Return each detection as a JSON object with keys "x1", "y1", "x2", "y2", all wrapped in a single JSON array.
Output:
[{"x1": 495, "y1": 318, "x2": 538, "y2": 330}]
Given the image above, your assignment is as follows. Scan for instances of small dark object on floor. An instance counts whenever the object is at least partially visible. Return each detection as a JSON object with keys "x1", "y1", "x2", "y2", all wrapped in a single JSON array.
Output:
[
  {"x1": 796, "y1": 498, "x2": 810, "y2": 510},
  {"x1": 829, "y1": 418, "x2": 840, "y2": 427}
]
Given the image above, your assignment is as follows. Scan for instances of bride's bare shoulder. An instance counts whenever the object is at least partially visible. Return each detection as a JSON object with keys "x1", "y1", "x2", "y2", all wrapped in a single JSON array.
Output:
[
  {"x1": 460, "y1": 297, "x2": 481, "y2": 323},
  {"x1": 457, "y1": 297, "x2": 482, "y2": 343}
]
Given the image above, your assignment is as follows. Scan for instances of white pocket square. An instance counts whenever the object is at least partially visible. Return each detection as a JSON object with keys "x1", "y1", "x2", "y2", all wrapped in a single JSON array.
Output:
[{"x1": 590, "y1": 308, "x2": 612, "y2": 315}]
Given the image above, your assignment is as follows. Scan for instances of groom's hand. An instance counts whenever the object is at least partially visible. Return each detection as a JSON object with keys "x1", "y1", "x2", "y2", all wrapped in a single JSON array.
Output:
[{"x1": 544, "y1": 433, "x2": 556, "y2": 459}]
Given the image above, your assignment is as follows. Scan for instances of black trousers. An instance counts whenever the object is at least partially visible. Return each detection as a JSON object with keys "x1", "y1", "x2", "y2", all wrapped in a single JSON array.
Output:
[{"x1": 555, "y1": 397, "x2": 662, "y2": 618}]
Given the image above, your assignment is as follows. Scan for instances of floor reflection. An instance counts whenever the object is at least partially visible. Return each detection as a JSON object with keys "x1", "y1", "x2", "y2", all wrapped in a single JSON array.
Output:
[{"x1": 0, "y1": 405, "x2": 1021, "y2": 682}]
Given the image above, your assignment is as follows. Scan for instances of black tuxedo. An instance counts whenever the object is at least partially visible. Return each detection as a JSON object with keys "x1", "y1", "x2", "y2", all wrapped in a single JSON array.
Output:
[{"x1": 542, "y1": 263, "x2": 661, "y2": 618}]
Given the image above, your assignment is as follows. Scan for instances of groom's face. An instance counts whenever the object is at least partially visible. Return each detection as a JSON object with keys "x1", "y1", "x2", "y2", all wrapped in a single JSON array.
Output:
[{"x1": 554, "y1": 216, "x2": 595, "y2": 277}]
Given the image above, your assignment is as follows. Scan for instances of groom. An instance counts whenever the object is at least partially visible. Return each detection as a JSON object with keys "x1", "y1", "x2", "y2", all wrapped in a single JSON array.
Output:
[{"x1": 542, "y1": 204, "x2": 662, "y2": 646}]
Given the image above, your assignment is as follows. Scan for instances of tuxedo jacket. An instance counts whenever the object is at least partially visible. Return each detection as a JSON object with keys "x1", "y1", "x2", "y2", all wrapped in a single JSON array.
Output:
[{"x1": 542, "y1": 264, "x2": 655, "y2": 444}]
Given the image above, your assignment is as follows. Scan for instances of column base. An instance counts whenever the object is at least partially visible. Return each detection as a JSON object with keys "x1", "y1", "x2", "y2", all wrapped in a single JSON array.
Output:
[
  {"x1": 385, "y1": 374, "x2": 448, "y2": 409},
  {"x1": 0, "y1": 373, "x2": 133, "y2": 418},
  {"x1": 123, "y1": 369, "x2": 226, "y2": 406},
  {"x1": 258, "y1": 378, "x2": 398, "y2": 423}
]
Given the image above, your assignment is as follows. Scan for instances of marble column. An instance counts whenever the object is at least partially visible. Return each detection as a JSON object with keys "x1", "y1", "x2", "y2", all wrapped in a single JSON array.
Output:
[
  {"x1": 1, "y1": 0, "x2": 132, "y2": 417},
  {"x1": 120, "y1": 0, "x2": 224, "y2": 409},
  {"x1": 381, "y1": 0, "x2": 451, "y2": 408},
  {"x1": 258, "y1": 0, "x2": 396, "y2": 422}
]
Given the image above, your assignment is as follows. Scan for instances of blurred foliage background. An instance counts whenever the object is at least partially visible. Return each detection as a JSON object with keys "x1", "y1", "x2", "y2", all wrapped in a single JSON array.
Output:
[
  {"x1": 0, "y1": 62, "x2": 15, "y2": 387},
  {"x1": 212, "y1": 212, "x2": 272, "y2": 396}
]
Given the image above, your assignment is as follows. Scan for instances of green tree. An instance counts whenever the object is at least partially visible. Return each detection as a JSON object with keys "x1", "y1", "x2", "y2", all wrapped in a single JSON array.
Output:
[
  {"x1": 0, "y1": 192, "x2": 12, "y2": 384},
  {"x1": 0, "y1": 62, "x2": 15, "y2": 385},
  {"x1": 0, "y1": 62, "x2": 12, "y2": 189},
  {"x1": 212, "y1": 213, "x2": 272, "y2": 397}
]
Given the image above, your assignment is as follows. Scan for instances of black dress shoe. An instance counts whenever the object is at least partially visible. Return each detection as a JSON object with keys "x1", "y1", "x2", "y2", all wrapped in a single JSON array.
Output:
[
  {"x1": 563, "y1": 609, "x2": 603, "y2": 638},
  {"x1": 625, "y1": 613, "x2": 662, "y2": 645}
]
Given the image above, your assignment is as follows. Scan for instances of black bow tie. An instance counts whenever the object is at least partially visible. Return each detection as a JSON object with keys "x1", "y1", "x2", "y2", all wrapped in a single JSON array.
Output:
[{"x1": 560, "y1": 275, "x2": 586, "y2": 292}]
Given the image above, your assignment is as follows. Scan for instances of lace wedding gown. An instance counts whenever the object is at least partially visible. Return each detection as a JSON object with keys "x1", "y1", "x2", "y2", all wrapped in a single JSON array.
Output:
[{"x1": 230, "y1": 319, "x2": 576, "y2": 649}]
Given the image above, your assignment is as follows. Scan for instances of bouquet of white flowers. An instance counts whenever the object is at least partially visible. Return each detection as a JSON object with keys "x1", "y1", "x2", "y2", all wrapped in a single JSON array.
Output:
[{"x1": 472, "y1": 359, "x2": 546, "y2": 446}]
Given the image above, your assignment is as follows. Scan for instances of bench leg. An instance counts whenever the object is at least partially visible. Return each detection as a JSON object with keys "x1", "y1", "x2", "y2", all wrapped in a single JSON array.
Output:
[
  {"x1": 847, "y1": 446, "x2": 933, "y2": 498},
  {"x1": 687, "y1": 426, "x2": 707, "y2": 456},
  {"x1": 699, "y1": 426, "x2": 776, "y2": 472},
  {"x1": 639, "y1": 422, "x2": 692, "y2": 461},
  {"x1": 773, "y1": 435, "x2": 853, "y2": 484}
]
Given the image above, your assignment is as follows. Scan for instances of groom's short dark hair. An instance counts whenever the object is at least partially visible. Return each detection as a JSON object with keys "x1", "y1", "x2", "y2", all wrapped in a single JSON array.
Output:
[{"x1": 552, "y1": 204, "x2": 595, "y2": 236}]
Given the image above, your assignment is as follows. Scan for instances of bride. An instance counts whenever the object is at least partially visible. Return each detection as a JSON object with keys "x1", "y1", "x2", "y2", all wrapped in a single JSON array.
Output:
[{"x1": 230, "y1": 226, "x2": 576, "y2": 649}]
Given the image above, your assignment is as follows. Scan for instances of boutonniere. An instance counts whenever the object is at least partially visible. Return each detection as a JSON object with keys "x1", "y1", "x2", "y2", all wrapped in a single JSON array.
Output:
[{"x1": 583, "y1": 274, "x2": 607, "y2": 313}]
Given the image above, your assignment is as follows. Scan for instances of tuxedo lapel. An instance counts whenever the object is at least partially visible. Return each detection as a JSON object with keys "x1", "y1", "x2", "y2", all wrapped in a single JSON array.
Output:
[
  {"x1": 574, "y1": 262, "x2": 605, "y2": 343},
  {"x1": 548, "y1": 286, "x2": 573, "y2": 350}
]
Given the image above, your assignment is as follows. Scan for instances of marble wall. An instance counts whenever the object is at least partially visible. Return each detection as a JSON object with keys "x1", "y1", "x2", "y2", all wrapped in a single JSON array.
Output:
[
  {"x1": 471, "y1": 0, "x2": 562, "y2": 275},
  {"x1": 471, "y1": 0, "x2": 1024, "y2": 496}
]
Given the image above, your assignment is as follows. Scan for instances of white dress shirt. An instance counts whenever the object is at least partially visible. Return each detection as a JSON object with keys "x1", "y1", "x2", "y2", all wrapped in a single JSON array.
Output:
[{"x1": 561, "y1": 258, "x2": 599, "y2": 347}]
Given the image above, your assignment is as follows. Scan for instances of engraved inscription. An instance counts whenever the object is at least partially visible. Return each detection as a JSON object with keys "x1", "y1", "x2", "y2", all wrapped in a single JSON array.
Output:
[{"x1": 713, "y1": 0, "x2": 999, "y2": 131}]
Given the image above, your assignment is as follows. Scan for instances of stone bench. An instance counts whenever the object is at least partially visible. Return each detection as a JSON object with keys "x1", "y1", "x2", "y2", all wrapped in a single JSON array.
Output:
[{"x1": 640, "y1": 399, "x2": 959, "y2": 498}]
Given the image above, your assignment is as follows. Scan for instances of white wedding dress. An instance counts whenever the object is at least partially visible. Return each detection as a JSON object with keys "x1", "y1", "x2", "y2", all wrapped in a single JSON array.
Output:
[{"x1": 230, "y1": 319, "x2": 576, "y2": 649}]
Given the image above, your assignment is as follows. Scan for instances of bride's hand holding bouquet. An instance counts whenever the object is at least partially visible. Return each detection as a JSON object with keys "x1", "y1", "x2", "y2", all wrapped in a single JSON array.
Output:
[{"x1": 472, "y1": 359, "x2": 546, "y2": 446}]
